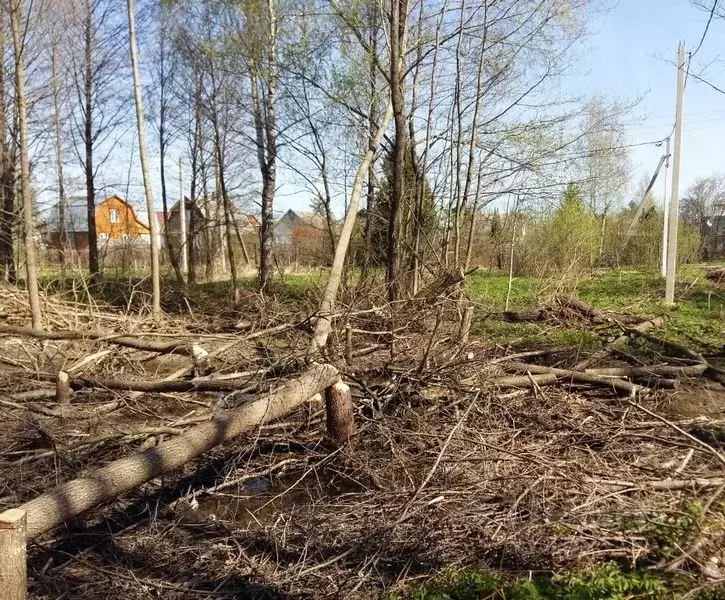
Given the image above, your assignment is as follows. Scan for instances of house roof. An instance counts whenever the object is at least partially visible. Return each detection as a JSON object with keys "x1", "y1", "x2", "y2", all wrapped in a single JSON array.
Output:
[
  {"x1": 46, "y1": 203, "x2": 89, "y2": 233},
  {"x1": 277, "y1": 209, "x2": 327, "y2": 230}
]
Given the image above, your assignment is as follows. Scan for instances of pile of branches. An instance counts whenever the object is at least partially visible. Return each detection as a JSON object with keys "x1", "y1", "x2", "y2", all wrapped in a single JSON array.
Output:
[{"x1": 0, "y1": 283, "x2": 724, "y2": 599}]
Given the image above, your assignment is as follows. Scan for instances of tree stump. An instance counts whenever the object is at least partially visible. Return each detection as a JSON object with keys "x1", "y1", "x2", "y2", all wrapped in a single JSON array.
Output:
[
  {"x1": 325, "y1": 380, "x2": 356, "y2": 446},
  {"x1": 0, "y1": 509, "x2": 27, "y2": 600},
  {"x1": 458, "y1": 305, "x2": 474, "y2": 348},
  {"x1": 56, "y1": 371, "x2": 71, "y2": 404}
]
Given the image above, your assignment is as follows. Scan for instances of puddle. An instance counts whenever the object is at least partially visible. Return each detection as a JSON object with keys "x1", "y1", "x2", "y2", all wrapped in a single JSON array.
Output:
[{"x1": 191, "y1": 471, "x2": 365, "y2": 529}]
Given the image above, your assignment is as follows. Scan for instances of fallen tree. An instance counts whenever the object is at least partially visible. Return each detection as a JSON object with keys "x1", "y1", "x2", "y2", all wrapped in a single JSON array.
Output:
[
  {"x1": 503, "y1": 361, "x2": 647, "y2": 396},
  {"x1": 0, "y1": 323, "x2": 200, "y2": 357},
  {"x1": 18, "y1": 363, "x2": 340, "y2": 539}
]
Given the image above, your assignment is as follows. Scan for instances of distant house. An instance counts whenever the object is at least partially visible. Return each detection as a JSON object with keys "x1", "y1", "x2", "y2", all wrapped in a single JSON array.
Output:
[
  {"x1": 47, "y1": 195, "x2": 150, "y2": 252},
  {"x1": 274, "y1": 210, "x2": 327, "y2": 245}
]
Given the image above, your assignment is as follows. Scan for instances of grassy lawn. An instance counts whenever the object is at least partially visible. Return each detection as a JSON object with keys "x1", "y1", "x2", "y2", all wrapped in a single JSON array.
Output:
[
  {"x1": 466, "y1": 267, "x2": 725, "y2": 351},
  {"x1": 34, "y1": 265, "x2": 724, "y2": 352}
]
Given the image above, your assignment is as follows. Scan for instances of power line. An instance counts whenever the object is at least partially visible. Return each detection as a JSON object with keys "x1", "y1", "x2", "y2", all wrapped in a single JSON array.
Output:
[{"x1": 691, "y1": 0, "x2": 720, "y2": 58}]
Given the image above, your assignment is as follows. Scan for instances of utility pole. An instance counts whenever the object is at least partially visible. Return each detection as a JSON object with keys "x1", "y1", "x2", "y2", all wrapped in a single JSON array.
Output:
[
  {"x1": 179, "y1": 157, "x2": 188, "y2": 277},
  {"x1": 660, "y1": 136, "x2": 670, "y2": 277},
  {"x1": 665, "y1": 42, "x2": 685, "y2": 305}
]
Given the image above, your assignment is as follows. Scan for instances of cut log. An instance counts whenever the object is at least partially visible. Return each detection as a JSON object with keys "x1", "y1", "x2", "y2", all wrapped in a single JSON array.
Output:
[
  {"x1": 68, "y1": 375, "x2": 260, "y2": 393},
  {"x1": 504, "y1": 361, "x2": 647, "y2": 396},
  {"x1": 557, "y1": 296, "x2": 602, "y2": 319},
  {"x1": 0, "y1": 324, "x2": 199, "y2": 357},
  {"x1": 586, "y1": 364, "x2": 707, "y2": 378},
  {"x1": 490, "y1": 373, "x2": 558, "y2": 388},
  {"x1": 0, "y1": 508, "x2": 27, "y2": 600},
  {"x1": 6, "y1": 389, "x2": 55, "y2": 402},
  {"x1": 19, "y1": 363, "x2": 339, "y2": 539},
  {"x1": 325, "y1": 380, "x2": 356, "y2": 446}
]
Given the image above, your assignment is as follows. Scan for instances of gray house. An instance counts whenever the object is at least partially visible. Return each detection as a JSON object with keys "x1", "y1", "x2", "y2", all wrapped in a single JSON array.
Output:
[{"x1": 274, "y1": 210, "x2": 327, "y2": 245}]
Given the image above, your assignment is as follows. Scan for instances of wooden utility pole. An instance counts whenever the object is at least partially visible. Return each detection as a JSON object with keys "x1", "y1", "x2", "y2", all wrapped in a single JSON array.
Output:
[
  {"x1": 10, "y1": 0, "x2": 42, "y2": 329},
  {"x1": 127, "y1": 0, "x2": 161, "y2": 314},
  {"x1": 665, "y1": 42, "x2": 685, "y2": 305},
  {"x1": 660, "y1": 136, "x2": 671, "y2": 278}
]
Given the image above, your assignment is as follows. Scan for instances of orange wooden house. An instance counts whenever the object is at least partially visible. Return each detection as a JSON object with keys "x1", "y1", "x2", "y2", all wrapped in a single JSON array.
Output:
[
  {"x1": 96, "y1": 196, "x2": 150, "y2": 242},
  {"x1": 48, "y1": 195, "x2": 151, "y2": 252}
]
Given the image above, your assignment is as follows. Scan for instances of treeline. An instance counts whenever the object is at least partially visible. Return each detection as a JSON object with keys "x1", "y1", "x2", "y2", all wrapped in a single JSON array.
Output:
[{"x1": 1, "y1": 0, "x2": 698, "y2": 321}]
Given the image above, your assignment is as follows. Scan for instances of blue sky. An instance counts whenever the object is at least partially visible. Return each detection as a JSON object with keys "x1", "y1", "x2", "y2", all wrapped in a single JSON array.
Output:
[{"x1": 570, "y1": 0, "x2": 724, "y2": 204}]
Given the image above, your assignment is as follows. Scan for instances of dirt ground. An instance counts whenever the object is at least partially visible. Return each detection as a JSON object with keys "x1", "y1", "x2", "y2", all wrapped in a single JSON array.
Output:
[{"x1": 1, "y1": 284, "x2": 724, "y2": 599}]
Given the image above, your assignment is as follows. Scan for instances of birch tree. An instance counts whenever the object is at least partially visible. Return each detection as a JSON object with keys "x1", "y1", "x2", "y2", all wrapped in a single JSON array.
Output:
[{"x1": 127, "y1": 0, "x2": 161, "y2": 314}]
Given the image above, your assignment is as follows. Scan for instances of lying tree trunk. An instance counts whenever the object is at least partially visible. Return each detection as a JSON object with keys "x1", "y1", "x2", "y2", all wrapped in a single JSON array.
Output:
[
  {"x1": 586, "y1": 364, "x2": 707, "y2": 378},
  {"x1": 68, "y1": 375, "x2": 263, "y2": 393},
  {"x1": 556, "y1": 296, "x2": 602, "y2": 319},
  {"x1": 490, "y1": 373, "x2": 558, "y2": 389},
  {"x1": 20, "y1": 363, "x2": 339, "y2": 539},
  {"x1": 0, "y1": 324, "x2": 200, "y2": 357},
  {"x1": 504, "y1": 361, "x2": 647, "y2": 396}
]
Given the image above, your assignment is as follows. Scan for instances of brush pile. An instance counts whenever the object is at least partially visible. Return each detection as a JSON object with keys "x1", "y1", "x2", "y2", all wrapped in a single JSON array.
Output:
[{"x1": 1, "y1": 283, "x2": 724, "y2": 599}]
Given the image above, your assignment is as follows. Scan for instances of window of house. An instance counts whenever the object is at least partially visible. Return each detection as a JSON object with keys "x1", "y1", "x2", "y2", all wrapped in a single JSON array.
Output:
[{"x1": 109, "y1": 208, "x2": 119, "y2": 224}]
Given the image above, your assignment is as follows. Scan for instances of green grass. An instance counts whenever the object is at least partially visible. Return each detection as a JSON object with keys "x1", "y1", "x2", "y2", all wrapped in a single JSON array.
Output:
[
  {"x1": 389, "y1": 563, "x2": 718, "y2": 600},
  {"x1": 465, "y1": 267, "x2": 725, "y2": 351}
]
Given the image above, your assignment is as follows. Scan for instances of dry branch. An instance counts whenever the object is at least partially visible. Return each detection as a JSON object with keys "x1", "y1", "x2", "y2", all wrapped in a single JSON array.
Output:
[{"x1": 19, "y1": 363, "x2": 339, "y2": 539}]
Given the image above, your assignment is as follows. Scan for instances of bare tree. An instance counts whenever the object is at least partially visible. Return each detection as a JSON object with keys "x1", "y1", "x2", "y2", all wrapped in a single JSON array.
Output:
[
  {"x1": 50, "y1": 21, "x2": 69, "y2": 277},
  {"x1": 245, "y1": 0, "x2": 278, "y2": 294},
  {"x1": 127, "y1": 0, "x2": 160, "y2": 313},
  {"x1": 0, "y1": 22, "x2": 16, "y2": 283},
  {"x1": 387, "y1": 0, "x2": 409, "y2": 302},
  {"x1": 9, "y1": 0, "x2": 42, "y2": 327},
  {"x1": 66, "y1": 0, "x2": 127, "y2": 283}
]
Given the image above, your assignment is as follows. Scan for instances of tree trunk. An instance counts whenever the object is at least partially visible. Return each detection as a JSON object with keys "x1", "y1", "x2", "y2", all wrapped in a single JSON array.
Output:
[
  {"x1": 387, "y1": 0, "x2": 408, "y2": 303},
  {"x1": 213, "y1": 121, "x2": 239, "y2": 302},
  {"x1": 84, "y1": 0, "x2": 99, "y2": 282},
  {"x1": 362, "y1": 3, "x2": 379, "y2": 277},
  {"x1": 309, "y1": 101, "x2": 393, "y2": 353},
  {"x1": 20, "y1": 363, "x2": 339, "y2": 540},
  {"x1": 187, "y1": 76, "x2": 203, "y2": 285},
  {"x1": 51, "y1": 41, "x2": 68, "y2": 279},
  {"x1": 0, "y1": 24, "x2": 16, "y2": 283},
  {"x1": 160, "y1": 134, "x2": 183, "y2": 285},
  {"x1": 157, "y1": 32, "x2": 184, "y2": 286},
  {"x1": 253, "y1": 0, "x2": 278, "y2": 295},
  {"x1": 325, "y1": 380, "x2": 356, "y2": 446},
  {"x1": 127, "y1": 0, "x2": 161, "y2": 314},
  {"x1": 11, "y1": 0, "x2": 42, "y2": 329}
]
